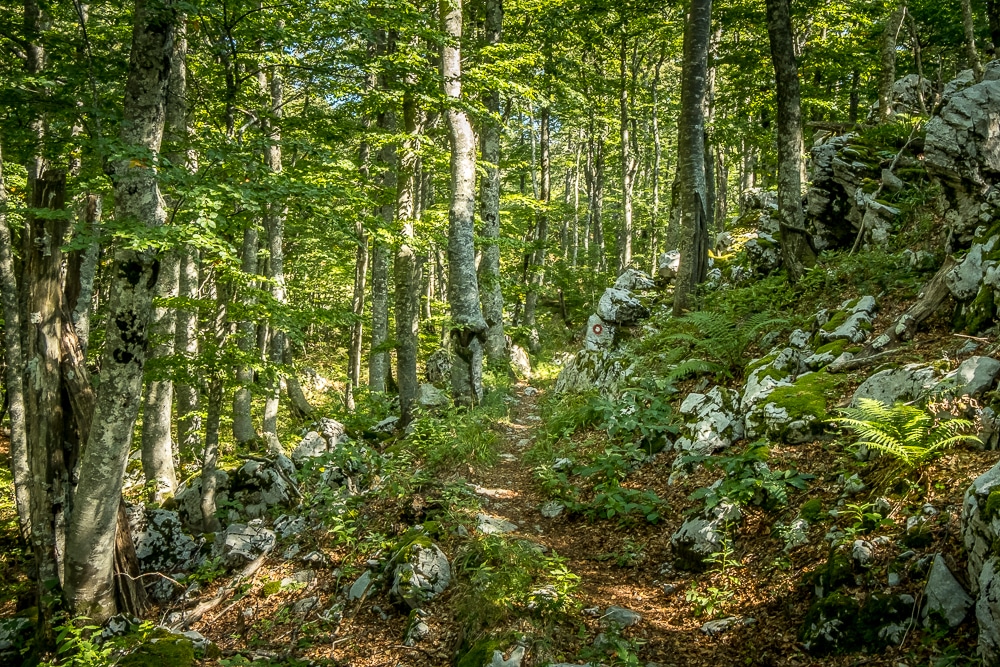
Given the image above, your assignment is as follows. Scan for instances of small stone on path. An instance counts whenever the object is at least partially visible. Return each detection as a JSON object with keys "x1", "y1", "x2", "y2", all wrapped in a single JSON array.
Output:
[
  {"x1": 477, "y1": 513, "x2": 518, "y2": 534},
  {"x1": 540, "y1": 501, "x2": 564, "y2": 518}
]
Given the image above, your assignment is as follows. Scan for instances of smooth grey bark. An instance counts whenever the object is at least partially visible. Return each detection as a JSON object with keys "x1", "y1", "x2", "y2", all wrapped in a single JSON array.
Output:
[
  {"x1": 478, "y1": 0, "x2": 507, "y2": 372},
  {"x1": 961, "y1": 0, "x2": 984, "y2": 80},
  {"x1": 140, "y1": 24, "x2": 186, "y2": 502},
  {"x1": 878, "y1": 2, "x2": 907, "y2": 122},
  {"x1": 672, "y1": 0, "x2": 712, "y2": 315},
  {"x1": 369, "y1": 35, "x2": 396, "y2": 394},
  {"x1": 263, "y1": 66, "x2": 290, "y2": 435},
  {"x1": 64, "y1": 0, "x2": 177, "y2": 621},
  {"x1": 618, "y1": 32, "x2": 636, "y2": 272},
  {"x1": 523, "y1": 103, "x2": 550, "y2": 355},
  {"x1": 442, "y1": 0, "x2": 487, "y2": 406},
  {"x1": 140, "y1": 252, "x2": 178, "y2": 502},
  {"x1": 232, "y1": 221, "x2": 258, "y2": 446},
  {"x1": 649, "y1": 50, "x2": 665, "y2": 275},
  {"x1": 175, "y1": 245, "x2": 200, "y2": 456},
  {"x1": 572, "y1": 141, "x2": 581, "y2": 266},
  {"x1": 0, "y1": 140, "x2": 31, "y2": 539},
  {"x1": 907, "y1": 14, "x2": 928, "y2": 115},
  {"x1": 395, "y1": 83, "x2": 422, "y2": 425},
  {"x1": 766, "y1": 0, "x2": 816, "y2": 281},
  {"x1": 200, "y1": 277, "x2": 228, "y2": 534},
  {"x1": 71, "y1": 195, "x2": 101, "y2": 356}
]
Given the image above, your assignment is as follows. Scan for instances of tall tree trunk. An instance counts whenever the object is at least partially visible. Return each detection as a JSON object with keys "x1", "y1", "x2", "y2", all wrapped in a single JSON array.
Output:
[
  {"x1": 231, "y1": 222, "x2": 258, "y2": 446},
  {"x1": 395, "y1": 72, "x2": 422, "y2": 425},
  {"x1": 672, "y1": 0, "x2": 712, "y2": 315},
  {"x1": 478, "y1": 0, "x2": 507, "y2": 372},
  {"x1": 766, "y1": 0, "x2": 816, "y2": 281},
  {"x1": 0, "y1": 139, "x2": 31, "y2": 540},
  {"x1": 572, "y1": 142, "x2": 581, "y2": 267},
  {"x1": 442, "y1": 0, "x2": 487, "y2": 405},
  {"x1": 878, "y1": 2, "x2": 907, "y2": 122},
  {"x1": 140, "y1": 23, "x2": 187, "y2": 502},
  {"x1": 618, "y1": 33, "x2": 635, "y2": 272},
  {"x1": 70, "y1": 195, "x2": 101, "y2": 356},
  {"x1": 64, "y1": 0, "x2": 177, "y2": 621},
  {"x1": 649, "y1": 51, "x2": 665, "y2": 275},
  {"x1": 523, "y1": 103, "x2": 550, "y2": 355},
  {"x1": 369, "y1": 32, "x2": 396, "y2": 395},
  {"x1": 961, "y1": 0, "x2": 984, "y2": 80},
  {"x1": 986, "y1": 0, "x2": 1000, "y2": 56},
  {"x1": 263, "y1": 65, "x2": 289, "y2": 435},
  {"x1": 175, "y1": 246, "x2": 201, "y2": 457},
  {"x1": 140, "y1": 253, "x2": 179, "y2": 502}
]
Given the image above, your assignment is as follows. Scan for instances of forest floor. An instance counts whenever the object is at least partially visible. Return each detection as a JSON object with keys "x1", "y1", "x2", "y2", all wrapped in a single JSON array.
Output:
[{"x1": 185, "y1": 372, "x2": 989, "y2": 667}]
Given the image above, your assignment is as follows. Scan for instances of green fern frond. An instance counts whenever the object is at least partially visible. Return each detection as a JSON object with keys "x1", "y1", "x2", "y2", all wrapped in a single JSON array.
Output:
[{"x1": 832, "y1": 398, "x2": 979, "y2": 467}]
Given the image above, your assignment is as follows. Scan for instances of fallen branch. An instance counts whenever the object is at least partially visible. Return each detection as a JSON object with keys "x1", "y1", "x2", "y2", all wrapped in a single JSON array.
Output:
[
  {"x1": 168, "y1": 552, "x2": 269, "y2": 631},
  {"x1": 830, "y1": 256, "x2": 957, "y2": 372}
]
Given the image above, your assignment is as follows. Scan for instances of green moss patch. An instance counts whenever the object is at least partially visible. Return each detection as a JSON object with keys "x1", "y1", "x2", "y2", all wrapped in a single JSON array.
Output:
[
  {"x1": 766, "y1": 371, "x2": 844, "y2": 424},
  {"x1": 120, "y1": 638, "x2": 195, "y2": 667}
]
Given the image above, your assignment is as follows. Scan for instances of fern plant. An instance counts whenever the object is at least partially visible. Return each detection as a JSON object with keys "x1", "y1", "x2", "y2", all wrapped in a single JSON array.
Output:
[
  {"x1": 833, "y1": 398, "x2": 980, "y2": 466},
  {"x1": 656, "y1": 311, "x2": 789, "y2": 379}
]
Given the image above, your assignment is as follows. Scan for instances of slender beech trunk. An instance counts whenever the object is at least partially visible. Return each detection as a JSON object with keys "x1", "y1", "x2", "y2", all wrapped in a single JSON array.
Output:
[
  {"x1": 0, "y1": 140, "x2": 31, "y2": 539},
  {"x1": 140, "y1": 253, "x2": 178, "y2": 502},
  {"x1": 672, "y1": 0, "x2": 712, "y2": 315},
  {"x1": 572, "y1": 142, "x2": 581, "y2": 267},
  {"x1": 232, "y1": 222, "x2": 258, "y2": 445},
  {"x1": 175, "y1": 246, "x2": 200, "y2": 456},
  {"x1": 369, "y1": 32, "x2": 396, "y2": 394},
  {"x1": 878, "y1": 2, "x2": 907, "y2": 122},
  {"x1": 961, "y1": 0, "x2": 984, "y2": 80},
  {"x1": 523, "y1": 102, "x2": 550, "y2": 354},
  {"x1": 478, "y1": 0, "x2": 507, "y2": 372},
  {"x1": 263, "y1": 64, "x2": 291, "y2": 435},
  {"x1": 141, "y1": 23, "x2": 186, "y2": 501},
  {"x1": 442, "y1": 0, "x2": 487, "y2": 405},
  {"x1": 987, "y1": 0, "x2": 1000, "y2": 56},
  {"x1": 907, "y1": 15, "x2": 928, "y2": 115},
  {"x1": 71, "y1": 195, "x2": 101, "y2": 356},
  {"x1": 395, "y1": 68, "x2": 422, "y2": 425},
  {"x1": 64, "y1": 0, "x2": 177, "y2": 621},
  {"x1": 650, "y1": 51, "x2": 665, "y2": 275},
  {"x1": 766, "y1": 0, "x2": 816, "y2": 281},
  {"x1": 618, "y1": 33, "x2": 635, "y2": 272}
]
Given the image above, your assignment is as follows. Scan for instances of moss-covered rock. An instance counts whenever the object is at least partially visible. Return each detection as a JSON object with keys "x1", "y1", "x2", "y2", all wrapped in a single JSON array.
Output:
[
  {"x1": 119, "y1": 638, "x2": 196, "y2": 667},
  {"x1": 746, "y1": 371, "x2": 844, "y2": 443},
  {"x1": 800, "y1": 498, "x2": 824, "y2": 523}
]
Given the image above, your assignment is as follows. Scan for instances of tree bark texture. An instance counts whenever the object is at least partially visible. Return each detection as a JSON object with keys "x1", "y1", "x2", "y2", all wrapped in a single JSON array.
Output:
[
  {"x1": 766, "y1": 0, "x2": 816, "y2": 281},
  {"x1": 175, "y1": 245, "x2": 201, "y2": 457},
  {"x1": 619, "y1": 33, "x2": 636, "y2": 272},
  {"x1": 961, "y1": 0, "x2": 984, "y2": 80},
  {"x1": 523, "y1": 103, "x2": 550, "y2": 355},
  {"x1": 140, "y1": 252, "x2": 179, "y2": 502},
  {"x1": 442, "y1": 0, "x2": 488, "y2": 406},
  {"x1": 64, "y1": 0, "x2": 177, "y2": 622},
  {"x1": 478, "y1": 0, "x2": 507, "y2": 372},
  {"x1": 672, "y1": 0, "x2": 712, "y2": 315},
  {"x1": 395, "y1": 81, "x2": 422, "y2": 425},
  {"x1": 878, "y1": 2, "x2": 907, "y2": 122},
  {"x1": 0, "y1": 139, "x2": 31, "y2": 540}
]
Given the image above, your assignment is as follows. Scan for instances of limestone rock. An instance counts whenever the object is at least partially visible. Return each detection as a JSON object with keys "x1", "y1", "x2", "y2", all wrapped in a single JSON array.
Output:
[
  {"x1": 657, "y1": 250, "x2": 681, "y2": 280},
  {"x1": 554, "y1": 349, "x2": 632, "y2": 395},
  {"x1": 390, "y1": 542, "x2": 451, "y2": 610},
  {"x1": 174, "y1": 469, "x2": 229, "y2": 532},
  {"x1": 229, "y1": 457, "x2": 295, "y2": 519},
  {"x1": 509, "y1": 344, "x2": 532, "y2": 378},
  {"x1": 922, "y1": 554, "x2": 973, "y2": 628},
  {"x1": 744, "y1": 232, "x2": 781, "y2": 276},
  {"x1": 583, "y1": 314, "x2": 616, "y2": 352},
  {"x1": 128, "y1": 507, "x2": 203, "y2": 601},
  {"x1": 671, "y1": 502, "x2": 741, "y2": 571},
  {"x1": 292, "y1": 431, "x2": 329, "y2": 464},
  {"x1": 674, "y1": 386, "x2": 744, "y2": 456},
  {"x1": 416, "y1": 383, "x2": 449, "y2": 409},
  {"x1": 602, "y1": 606, "x2": 642, "y2": 628},
  {"x1": 214, "y1": 521, "x2": 276, "y2": 569},
  {"x1": 946, "y1": 238, "x2": 997, "y2": 300},
  {"x1": 961, "y1": 460, "x2": 1000, "y2": 594},
  {"x1": 818, "y1": 296, "x2": 877, "y2": 345},
  {"x1": 851, "y1": 364, "x2": 937, "y2": 407},
  {"x1": 477, "y1": 513, "x2": 517, "y2": 535},
  {"x1": 977, "y1": 556, "x2": 1000, "y2": 663},
  {"x1": 614, "y1": 268, "x2": 656, "y2": 292},
  {"x1": 936, "y1": 355, "x2": 1000, "y2": 398},
  {"x1": 597, "y1": 287, "x2": 649, "y2": 325},
  {"x1": 925, "y1": 71, "x2": 1000, "y2": 244}
]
